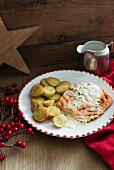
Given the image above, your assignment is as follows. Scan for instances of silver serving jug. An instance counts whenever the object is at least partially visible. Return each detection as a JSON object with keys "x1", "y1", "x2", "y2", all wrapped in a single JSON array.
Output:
[{"x1": 77, "y1": 40, "x2": 113, "y2": 75}]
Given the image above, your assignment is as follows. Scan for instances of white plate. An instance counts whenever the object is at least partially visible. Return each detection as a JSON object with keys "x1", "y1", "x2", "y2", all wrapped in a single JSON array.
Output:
[{"x1": 18, "y1": 70, "x2": 114, "y2": 139}]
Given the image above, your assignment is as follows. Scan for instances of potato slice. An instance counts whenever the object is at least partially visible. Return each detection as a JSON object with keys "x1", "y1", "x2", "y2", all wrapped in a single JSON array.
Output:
[
  {"x1": 43, "y1": 86, "x2": 55, "y2": 98},
  {"x1": 40, "y1": 78, "x2": 49, "y2": 86},
  {"x1": 46, "y1": 77, "x2": 60, "y2": 87},
  {"x1": 43, "y1": 100, "x2": 54, "y2": 107},
  {"x1": 31, "y1": 97, "x2": 44, "y2": 104},
  {"x1": 53, "y1": 114, "x2": 67, "y2": 127},
  {"x1": 30, "y1": 84, "x2": 43, "y2": 97},
  {"x1": 47, "y1": 106, "x2": 61, "y2": 117},
  {"x1": 49, "y1": 93, "x2": 61, "y2": 101},
  {"x1": 60, "y1": 81, "x2": 71, "y2": 88},
  {"x1": 33, "y1": 106, "x2": 49, "y2": 122},
  {"x1": 56, "y1": 84, "x2": 69, "y2": 94},
  {"x1": 31, "y1": 97, "x2": 44, "y2": 112}
]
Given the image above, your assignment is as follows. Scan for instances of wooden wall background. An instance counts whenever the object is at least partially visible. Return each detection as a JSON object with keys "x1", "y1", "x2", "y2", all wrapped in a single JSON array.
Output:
[{"x1": 0, "y1": 0, "x2": 114, "y2": 71}]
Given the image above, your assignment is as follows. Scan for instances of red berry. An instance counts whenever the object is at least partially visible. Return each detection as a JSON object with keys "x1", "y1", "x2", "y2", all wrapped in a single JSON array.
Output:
[
  {"x1": 15, "y1": 140, "x2": 22, "y2": 147},
  {"x1": 18, "y1": 123, "x2": 24, "y2": 129},
  {"x1": 6, "y1": 130, "x2": 12, "y2": 136},
  {"x1": 9, "y1": 99, "x2": 14, "y2": 104},
  {"x1": 13, "y1": 110, "x2": 17, "y2": 115},
  {"x1": 5, "y1": 124, "x2": 11, "y2": 130},
  {"x1": 0, "y1": 154, "x2": 5, "y2": 160},
  {"x1": 10, "y1": 122, "x2": 15, "y2": 127},
  {"x1": 13, "y1": 99, "x2": 17, "y2": 104},
  {"x1": 18, "y1": 111, "x2": 23, "y2": 117},
  {"x1": 29, "y1": 131, "x2": 34, "y2": 136},
  {"x1": 15, "y1": 88, "x2": 19, "y2": 93},
  {"x1": 14, "y1": 117, "x2": 19, "y2": 122},
  {"x1": 13, "y1": 127, "x2": 18, "y2": 133},
  {"x1": 3, "y1": 135, "x2": 9, "y2": 139},
  {"x1": 1, "y1": 124, "x2": 6, "y2": 129},
  {"x1": 10, "y1": 128, "x2": 13, "y2": 131},
  {"x1": 9, "y1": 97, "x2": 13, "y2": 100},
  {"x1": 15, "y1": 122, "x2": 19, "y2": 127},
  {"x1": 7, "y1": 86, "x2": 12, "y2": 90},
  {"x1": 0, "y1": 128, "x2": 3, "y2": 133},
  {"x1": 12, "y1": 82, "x2": 17, "y2": 87},
  {"x1": 5, "y1": 96, "x2": 9, "y2": 102},
  {"x1": 27, "y1": 128, "x2": 33, "y2": 134},
  {"x1": 1, "y1": 124, "x2": 6, "y2": 128},
  {"x1": 0, "y1": 142, "x2": 4, "y2": 148},
  {"x1": 0, "y1": 98, "x2": 4, "y2": 102},
  {"x1": 0, "y1": 136, "x2": 3, "y2": 141},
  {"x1": 20, "y1": 142, "x2": 26, "y2": 148},
  {"x1": 10, "y1": 90, "x2": 15, "y2": 94}
]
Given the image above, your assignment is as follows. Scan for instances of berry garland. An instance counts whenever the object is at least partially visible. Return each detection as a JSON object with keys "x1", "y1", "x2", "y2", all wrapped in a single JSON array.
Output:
[{"x1": 0, "y1": 82, "x2": 34, "y2": 160}]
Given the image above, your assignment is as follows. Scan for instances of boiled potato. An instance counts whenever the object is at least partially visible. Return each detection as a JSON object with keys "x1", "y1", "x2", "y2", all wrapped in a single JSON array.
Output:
[
  {"x1": 30, "y1": 84, "x2": 43, "y2": 97},
  {"x1": 56, "y1": 84, "x2": 69, "y2": 94},
  {"x1": 33, "y1": 106, "x2": 49, "y2": 122},
  {"x1": 31, "y1": 97, "x2": 44, "y2": 104},
  {"x1": 60, "y1": 81, "x2": 71, "y2": 88},
  {"x1": 40, "y1": 78, "x2": 49, "y2": 86},
  {"x1": 46, "y1": 77, "x2": 60, "y2": 87},
  {"x1": 49, "y1": 93, "x2": 61, "y2": 101},
  {"x1": 31, "y1": 103, "x2": 40, "y2": 112},
  {"x1": 31, "y1": 97, "x2": 44, "y2": 112},
  {"x1": 53, "y1": 114, "x2": 67, "y2": 127},
  {"x1": 47, "y1": 106, "x2": 61, "y2": 117},
  {"x1": 43, "y1": 86, "x2": 55, "y2": 98},
  {"x1": 43, "y1": 100, "x2": 54, "y2": 107}
]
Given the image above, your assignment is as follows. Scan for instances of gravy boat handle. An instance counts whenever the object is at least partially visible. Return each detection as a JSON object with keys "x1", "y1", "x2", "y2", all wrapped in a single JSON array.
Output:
[{"x1": 106, "y1": 41, "x2": 113, "y2": 52}]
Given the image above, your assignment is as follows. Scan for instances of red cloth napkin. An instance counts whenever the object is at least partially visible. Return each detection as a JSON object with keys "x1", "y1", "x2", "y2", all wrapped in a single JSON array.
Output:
[{"x1": 84, "y1": 59, "x2": 114, "y2": 170}]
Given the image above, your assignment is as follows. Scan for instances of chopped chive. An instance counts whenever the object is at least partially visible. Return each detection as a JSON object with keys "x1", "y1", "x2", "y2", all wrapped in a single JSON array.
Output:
[
  {"x1": 74, "y1": 96, "x2": 77, "y2": 100},
  {"x1": 78, "y1": 92, "x2": 84, "y2": 96}
]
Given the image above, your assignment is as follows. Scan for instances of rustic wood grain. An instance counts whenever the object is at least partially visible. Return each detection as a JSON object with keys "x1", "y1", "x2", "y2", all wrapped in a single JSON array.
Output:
[
  {"x1": 0, "y1": 66, "x2": 110, "y2": 170},
  {"x1": 18, "y1": 39, "x2": 114, "y2": 69},
  {"x1": 0, "y1": 0, "x2": 114, "y2": 47}
]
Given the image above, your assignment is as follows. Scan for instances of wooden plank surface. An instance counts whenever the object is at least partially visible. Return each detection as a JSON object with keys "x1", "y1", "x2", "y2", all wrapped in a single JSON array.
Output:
[
  {"x1": 0, "y1": 66, "x2": 111, "y2": 170},
  {"x1": 0, "y1": 0, "x2": 114, "y2": 47},
  {"x1": 0, "y1": 0, "x2": 114, "y2": 70},
  {"x1": 18, "y1": 39, "x2": 114, "y2": 69}
]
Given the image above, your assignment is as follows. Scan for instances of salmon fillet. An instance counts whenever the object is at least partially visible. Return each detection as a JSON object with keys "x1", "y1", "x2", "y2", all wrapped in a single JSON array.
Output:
[{"x1": 56, "y1": 82, "x2": 113, "y2": 123}]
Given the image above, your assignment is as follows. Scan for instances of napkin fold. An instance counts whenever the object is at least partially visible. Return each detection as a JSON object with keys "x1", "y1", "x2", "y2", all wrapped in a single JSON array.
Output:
[{"x1": 84, "y1": 59, "x2": 114, "y2": 170}]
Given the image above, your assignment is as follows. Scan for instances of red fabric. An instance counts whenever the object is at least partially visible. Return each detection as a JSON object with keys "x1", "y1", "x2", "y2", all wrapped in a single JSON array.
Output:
[{"x1": 84, "y1": 59, "x2": 114, "y2": 170}]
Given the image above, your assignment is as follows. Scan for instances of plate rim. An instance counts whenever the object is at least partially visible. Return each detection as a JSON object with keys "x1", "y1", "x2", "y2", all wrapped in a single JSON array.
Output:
[{"x1": 18, "y1": 69, "x2": 114, "y2": 139}]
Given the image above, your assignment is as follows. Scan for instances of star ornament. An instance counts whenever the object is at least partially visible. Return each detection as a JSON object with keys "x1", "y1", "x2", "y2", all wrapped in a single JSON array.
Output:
[{"x1": 0, "y1": 17, "x2": 38, "y2": 74}]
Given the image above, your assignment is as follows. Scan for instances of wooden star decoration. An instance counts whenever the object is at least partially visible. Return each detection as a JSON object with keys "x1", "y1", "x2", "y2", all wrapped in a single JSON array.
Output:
[{"x1": 0, "y1": 17, "x2": 38, "y2": 74}]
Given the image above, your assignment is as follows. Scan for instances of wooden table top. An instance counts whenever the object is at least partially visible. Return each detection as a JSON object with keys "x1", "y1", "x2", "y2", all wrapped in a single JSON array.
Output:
[{"x1": 0, "y1": 65, "x2": 110, "y2": 170}]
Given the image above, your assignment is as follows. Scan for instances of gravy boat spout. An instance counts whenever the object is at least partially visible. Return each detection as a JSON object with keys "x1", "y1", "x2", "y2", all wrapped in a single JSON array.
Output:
[{"x1": 77, "y1": 45, "x2": 84, "y2": 54}]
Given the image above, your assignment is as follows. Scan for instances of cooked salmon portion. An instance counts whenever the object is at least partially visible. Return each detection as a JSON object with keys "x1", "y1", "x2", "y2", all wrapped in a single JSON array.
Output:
[{"x1": 56, "y1": 82, "x2": 113, "y2": 123}]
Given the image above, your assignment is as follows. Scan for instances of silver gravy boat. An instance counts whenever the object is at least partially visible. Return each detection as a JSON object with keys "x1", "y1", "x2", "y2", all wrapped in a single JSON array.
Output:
[{"x1": 77, "y1": 40, "x2": 113, "y2": 75}]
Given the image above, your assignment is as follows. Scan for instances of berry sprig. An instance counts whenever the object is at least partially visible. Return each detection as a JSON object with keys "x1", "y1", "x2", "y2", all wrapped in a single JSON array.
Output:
[
  {"x1": 0, "y1": 82, "x2": 34, "y2": 161},
  {"x1": 0, "y1": 82, "x2": 19, "y2": 96}
]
